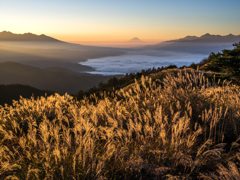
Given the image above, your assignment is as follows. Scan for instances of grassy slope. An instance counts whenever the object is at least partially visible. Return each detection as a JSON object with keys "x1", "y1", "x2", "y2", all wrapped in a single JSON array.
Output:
[{"x1": 1, "y1": 69, "x2": 240, "y2": 179}]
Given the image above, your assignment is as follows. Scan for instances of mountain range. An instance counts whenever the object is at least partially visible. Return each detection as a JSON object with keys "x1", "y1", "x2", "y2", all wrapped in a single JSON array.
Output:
[
  {"x1": 142, "y1": 33, "x2": 240, "y2": 54},
  {"x1": 0, "y1": 31, "x2": 61, "y2": 42},
  {"x1": 0, "y1": 31, "x2": 124, "y2": 52},
  {"x1": 166, "y1": 33, "x2": 240, "y2": 43},
  {"x1": 1, "y1": 31, "x2": 239, "y2": 53}
]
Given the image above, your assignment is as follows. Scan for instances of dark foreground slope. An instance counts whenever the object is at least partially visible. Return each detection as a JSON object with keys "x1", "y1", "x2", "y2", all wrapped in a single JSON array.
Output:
[
  {"x1": 0, "y1": 61, "x2": 118, "y2": 94},
  {"x1": 0, "y1": 84, "x2": 55, "y2": 106}
]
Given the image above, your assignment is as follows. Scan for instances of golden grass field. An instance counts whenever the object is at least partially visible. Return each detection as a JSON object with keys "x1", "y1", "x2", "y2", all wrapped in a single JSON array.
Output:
[{"x1": 1, "y1": 69, "x2": 240, "y2": 179}]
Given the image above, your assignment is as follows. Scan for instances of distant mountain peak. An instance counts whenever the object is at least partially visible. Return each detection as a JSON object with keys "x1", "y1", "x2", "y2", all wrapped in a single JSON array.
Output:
[
  {"x1": 127, "y1": 37, "x2": 143, "y2": 43},
  {"x1": 185, "y1": 35, "x2": 197, "y2": 38},
  {"x1": 1, "y1": 31, "x2": 13, "y2": 34},
  {"x1": 201, "y1": 33, "x2": 212, "y2": 38},
  {"x1": 131, "y1": 37, "x2": 140, "y2": 40},
  {"x1": 182, "y1": 35, "x2": 198, "y2": 40}
]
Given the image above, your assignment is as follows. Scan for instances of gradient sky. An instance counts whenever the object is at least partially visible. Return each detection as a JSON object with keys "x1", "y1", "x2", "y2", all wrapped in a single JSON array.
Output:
[{"x1": 0, "y1": 0, "x2": 240, "y2": 44}]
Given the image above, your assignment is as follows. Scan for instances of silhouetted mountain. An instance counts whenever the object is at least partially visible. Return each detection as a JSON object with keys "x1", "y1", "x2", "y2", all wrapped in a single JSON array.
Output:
[
  {"x1": 127, "y1": 37, "x2": 143, "y2": 43},
  {"x1": 166, "y1": 33, "x2": 240, "y2": 43},
  {"x1": 0, "y1": 31, "x2": 61, "y2": 42},
  {"x1": 142, "y1": 33, "x2": 240, "y2": 54},
  {"x1": 0, "y1": 61, "x2": 121, "y2": 94},
  {"x1": 0, "y1": 84, "x2": 55, "y2": 106},
  {"x1": 166, "y1": 35, "x2": 198, "y2": 42}
]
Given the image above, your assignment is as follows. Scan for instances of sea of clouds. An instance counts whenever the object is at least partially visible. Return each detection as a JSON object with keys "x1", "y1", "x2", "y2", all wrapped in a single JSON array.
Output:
[{"x1": 79, "y1": 51, "x2": 208, "y2": 76}]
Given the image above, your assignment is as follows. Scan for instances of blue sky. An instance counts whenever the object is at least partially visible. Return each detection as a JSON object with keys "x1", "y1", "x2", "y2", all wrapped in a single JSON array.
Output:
[{"x1": 0, "y1": 0, "x2": 239, "y2": 43}]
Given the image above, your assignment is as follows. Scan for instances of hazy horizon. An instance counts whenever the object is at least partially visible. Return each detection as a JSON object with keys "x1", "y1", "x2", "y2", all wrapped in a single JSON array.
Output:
[
  {"x1": 69, "y1": 40, "x2": 155, "y2": 48},
  {"x1": 1, "y1": 31, "x2": 240, "y2": 48}
]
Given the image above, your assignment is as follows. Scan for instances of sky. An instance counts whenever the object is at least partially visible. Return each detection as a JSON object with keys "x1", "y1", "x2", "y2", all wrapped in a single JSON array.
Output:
[{"x1": 0, "y1": 0, "x2": 240, "y2": 46}]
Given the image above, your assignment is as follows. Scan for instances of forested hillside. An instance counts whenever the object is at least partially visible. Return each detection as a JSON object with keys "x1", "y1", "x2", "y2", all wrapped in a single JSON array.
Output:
[{"x1": 203, "y1": 42, "x2": 240, "y2": 81}]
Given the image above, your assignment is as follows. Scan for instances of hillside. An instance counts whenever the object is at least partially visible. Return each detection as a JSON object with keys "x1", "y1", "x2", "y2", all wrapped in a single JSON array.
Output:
[
  {"x1": 75, "y1": 64, "x2": 177, "y2": 101},
  {"x1": 202, "y1": 42, "x2": 240, "y2": 79},
  {"x1": 0, "y1": 84, "x2": 55, "y2": 106},
  {"x1": 0, "y1": 61, "x2": 119, "y2": 94},
  {"x1": 1, "y1": 68, "x2": 240, "y2": 179}
]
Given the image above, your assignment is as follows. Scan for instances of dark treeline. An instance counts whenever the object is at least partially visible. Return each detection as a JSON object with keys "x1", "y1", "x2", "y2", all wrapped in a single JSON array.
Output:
[
  {"x1": 189, "y1": 42, "x2": 240, "y2": 83},
  {"x1": 75, "y1": 65, "x2": 178, "y2": 101}
]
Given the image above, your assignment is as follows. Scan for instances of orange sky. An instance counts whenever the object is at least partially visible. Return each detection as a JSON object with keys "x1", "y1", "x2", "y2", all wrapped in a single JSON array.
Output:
[
  {"x1": 49, "y1": 31, "x2": 194, "y2": 46},
  {"x1": 50, "y1": 32, "x2": 167, "y2": 44}
]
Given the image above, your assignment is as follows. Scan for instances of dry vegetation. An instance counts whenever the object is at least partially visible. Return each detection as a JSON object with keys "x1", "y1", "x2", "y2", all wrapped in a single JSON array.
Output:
[{"x1": 1, "y1": 69, "x2": 240, "y2": 179}]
